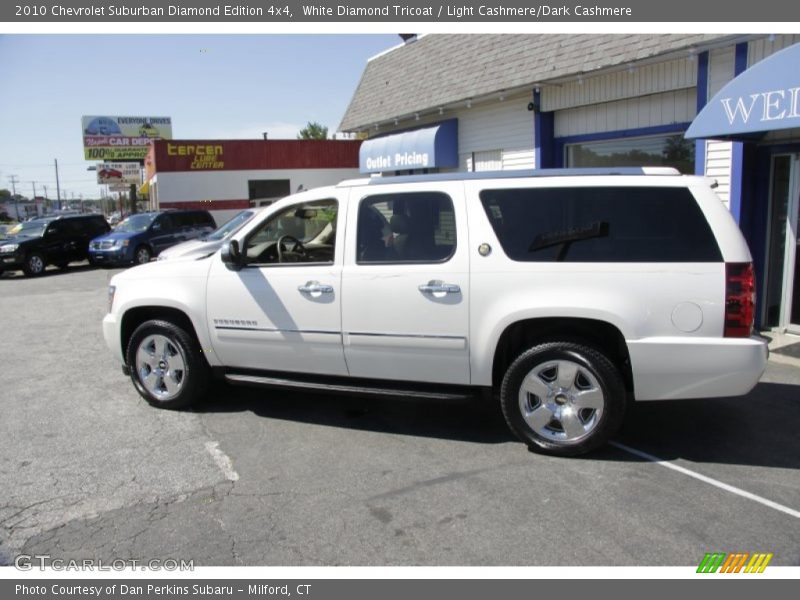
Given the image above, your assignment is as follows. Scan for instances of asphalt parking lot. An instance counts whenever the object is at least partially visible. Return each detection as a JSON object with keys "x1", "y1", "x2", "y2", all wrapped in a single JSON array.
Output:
[{"x1": 0, "y1": 263, "x2": 798, "y2": 566}]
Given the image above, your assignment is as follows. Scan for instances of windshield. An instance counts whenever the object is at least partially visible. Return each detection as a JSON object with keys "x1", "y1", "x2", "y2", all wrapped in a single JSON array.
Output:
[
  {"x1": 10, "y1": 221, "x2": 50, "y2": 238},
  {"x1": 115, "y1": 213, "x2": 157, "y2": 233},
  {"x1": 206, "y1": 211, "x2": 255, "y2": 241}
]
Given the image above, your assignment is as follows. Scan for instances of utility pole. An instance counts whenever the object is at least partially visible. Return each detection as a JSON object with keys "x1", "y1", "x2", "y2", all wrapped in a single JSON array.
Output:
[
  {"x1": 54, "y1": 159, "x2": 62, "y2": 211},
  {"x1": 8, "y1": 174, "x2": 19, "y2": 221},
  {"x1": 29, "y1": 181, "x2": 39, "y2": 216}
]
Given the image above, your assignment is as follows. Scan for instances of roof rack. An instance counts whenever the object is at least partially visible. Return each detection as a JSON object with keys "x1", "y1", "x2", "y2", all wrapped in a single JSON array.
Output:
[{"x1": 337, "y1": 167, "x2": 681, "y2": 188}]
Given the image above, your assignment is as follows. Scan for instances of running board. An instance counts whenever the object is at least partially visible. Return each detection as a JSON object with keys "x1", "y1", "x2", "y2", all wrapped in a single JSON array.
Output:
[{"x1": 224, "y1": 372, "x2": 477, "y2": 402}]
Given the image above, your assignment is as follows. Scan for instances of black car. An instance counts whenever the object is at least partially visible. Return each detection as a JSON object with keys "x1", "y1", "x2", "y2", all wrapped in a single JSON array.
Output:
[{"x1": 0, "y1": 214, "x2": 111, "y2": 276}]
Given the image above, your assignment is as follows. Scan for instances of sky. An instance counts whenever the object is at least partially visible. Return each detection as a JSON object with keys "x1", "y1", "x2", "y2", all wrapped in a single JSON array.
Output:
[{"x1": 0, "y1": 34, "x2": 398, "y2": 201}]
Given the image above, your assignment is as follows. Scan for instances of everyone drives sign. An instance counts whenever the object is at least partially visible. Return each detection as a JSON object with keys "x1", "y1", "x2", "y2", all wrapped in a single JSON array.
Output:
[{"x1": 82, "y1": 115, "x2": 172, "y2": 161}]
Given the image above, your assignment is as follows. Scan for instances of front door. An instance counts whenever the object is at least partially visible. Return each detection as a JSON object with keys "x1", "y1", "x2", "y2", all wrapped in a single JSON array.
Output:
[
  {"x1": 341, "y1": 184, "x2": 471, "y2": 385},
  {"x1": 206, "y1": 196, "x2": 348, "y2": 376},
  {"x1": 764, "y1": 154, "x2": 800, "y2": 333}
]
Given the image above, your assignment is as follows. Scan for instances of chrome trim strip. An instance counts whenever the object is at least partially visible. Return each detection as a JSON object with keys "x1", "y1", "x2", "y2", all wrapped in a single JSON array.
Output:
[
  {"x1": 346, "y1": 331, "x2": 466, "y2": 341},
  {"x1": 214, "y1": 326, "x2": 341, "y2": 335},
  {"x1": 225, "y1": 373, "x2": 471, "y2": 401}
]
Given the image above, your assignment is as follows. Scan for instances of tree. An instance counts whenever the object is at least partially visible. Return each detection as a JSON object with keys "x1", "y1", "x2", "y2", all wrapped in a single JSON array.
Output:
[
  {"x1": 0, "y1": 189, "x2": 11, "y2": 200},
  {"x1": 297, "y1": 121, "x2": 329, "y2": 140}
]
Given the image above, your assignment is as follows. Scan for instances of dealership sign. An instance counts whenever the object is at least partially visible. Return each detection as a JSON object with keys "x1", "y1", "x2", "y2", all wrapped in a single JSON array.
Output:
[
  {"x1": 96, "y1": 162, "x2": 141, "y2": 185},
  {"x1": 82, "y1": 115, "x2": 172, "y2": 160}
]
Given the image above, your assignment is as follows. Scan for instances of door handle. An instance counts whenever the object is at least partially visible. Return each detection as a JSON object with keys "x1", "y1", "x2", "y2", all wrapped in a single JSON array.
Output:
[
  {"x1": 418, "y1": 280, "x2": 460, "y2": 295},
  {"x1": 298, "y1": 281, "x2": 334, "y2": 295}
]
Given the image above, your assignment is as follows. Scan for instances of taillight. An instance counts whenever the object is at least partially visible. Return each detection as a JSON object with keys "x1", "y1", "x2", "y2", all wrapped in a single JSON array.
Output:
[{"x1": 724, "y1": 262, "x2": 755, "y2": 338}]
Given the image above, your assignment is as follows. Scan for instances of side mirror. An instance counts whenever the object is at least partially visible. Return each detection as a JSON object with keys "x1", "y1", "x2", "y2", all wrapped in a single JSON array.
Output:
[
  {"x1": 151, "y1": 221, "x2": 162, "y2": 231},
  {"x1": 220, "y1": 239, "x2": 243, "y2": 270}
]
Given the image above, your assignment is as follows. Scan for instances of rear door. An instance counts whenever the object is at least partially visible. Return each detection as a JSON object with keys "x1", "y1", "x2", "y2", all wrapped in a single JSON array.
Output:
[{"x1": 341, "y1": 182, "x2": 471, "y2": 385}]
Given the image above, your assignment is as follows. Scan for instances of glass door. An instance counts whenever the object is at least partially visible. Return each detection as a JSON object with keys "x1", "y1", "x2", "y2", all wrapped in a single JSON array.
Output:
[{"x1": 765, "y1": 154, "x2": 800, "y2": 332}]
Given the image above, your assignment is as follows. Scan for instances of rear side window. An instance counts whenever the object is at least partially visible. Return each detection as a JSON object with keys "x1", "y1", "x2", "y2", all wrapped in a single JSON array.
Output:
[
  {"x1": 479, "y1": 186, "x2": 722, "y2": 262},
  {"x1": 357, "y1": 192, "x2": 456, "y2": 264}
]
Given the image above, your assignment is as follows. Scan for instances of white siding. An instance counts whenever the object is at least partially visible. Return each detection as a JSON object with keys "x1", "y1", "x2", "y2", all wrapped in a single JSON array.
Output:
[
  {"x1": 708, "y1": 46, "x2": 735, "y2": 98},
  {"x1": 543, "y1": 57, "x2": 697, "y2": 112},
  {"x1": 704, "y1": 141, "x2": 733, "y2": 207},
  {"x1": 748, "y1": 34, "x2": 800, "y2": 66},
  {"x1": 374, "y1": 93, "x2": 535, "y2": 172},
  {"x1": 455, "y1": 94, "x2": 534, "y2": 161},
  {"x1": 554, "y1": 89, "x2": 697, "y2": 138},
  {"x1": 502, "y1": 148, "x2": 535, "y2": 170}
]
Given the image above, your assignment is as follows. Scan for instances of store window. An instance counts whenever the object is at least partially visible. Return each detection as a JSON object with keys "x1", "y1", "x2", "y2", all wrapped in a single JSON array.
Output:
[
  {"x1": 248, "y1": 179, "x2": 291, "y2": 204},
  {"x1": 566, "y1": 134, "x2": 695, "y2": 174}
]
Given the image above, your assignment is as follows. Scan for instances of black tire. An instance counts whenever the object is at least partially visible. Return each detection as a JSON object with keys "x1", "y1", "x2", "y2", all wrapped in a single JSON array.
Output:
[
  {"x1": 133, "y1": 245, "x2": 152, "y2": 265},
  {"x1": 22, "y1": 252, "x2": 46, "y2": 277},
  {"x1": 500, "y1": 342, "x2": 626, "y2": 457},
  {"x1": 125, "y1": 319, "x2": 209, "y2": 410}
]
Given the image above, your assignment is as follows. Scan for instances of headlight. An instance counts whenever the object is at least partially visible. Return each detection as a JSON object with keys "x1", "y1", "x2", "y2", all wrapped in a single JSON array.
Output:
[
  {"x1": 0, "y1": 243, "x2": 18, "y2": 253},
  {"x1": 108, "y1": 285, "x2": 116, "y2": 313},
  {"x1": 114, "y1": 239, "x2": 130, "y2": 248}
]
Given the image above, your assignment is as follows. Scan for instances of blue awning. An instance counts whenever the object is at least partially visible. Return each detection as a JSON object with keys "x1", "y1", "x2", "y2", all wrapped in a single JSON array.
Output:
[
  {"x1": 359, "y1": 119, "x2": 458, "y2": 173},
  {"x1": 686, "y1": 43, "x2": 800, "y2": 140}
]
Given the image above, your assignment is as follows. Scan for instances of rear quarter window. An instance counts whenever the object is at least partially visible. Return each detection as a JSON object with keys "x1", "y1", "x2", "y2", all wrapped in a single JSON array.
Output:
[{"x1": 479, "y1": 186, "x2": 722, "y2": 262}]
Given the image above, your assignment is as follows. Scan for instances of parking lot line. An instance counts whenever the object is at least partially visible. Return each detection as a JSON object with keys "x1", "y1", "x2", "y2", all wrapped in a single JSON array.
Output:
[
  {"x1": 610, "y1": 441, "x2": 800, "y2": 520},
  {"x1": 204, "y1": 440, "x2": 240, "y2": 482}
]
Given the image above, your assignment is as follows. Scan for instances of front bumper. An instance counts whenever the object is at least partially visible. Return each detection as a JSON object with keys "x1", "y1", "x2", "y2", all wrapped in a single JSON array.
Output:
[
  {"x1": 0, "y1": 253, "x2": 24, "y2": 270},
  {"x1": 89, "y1": 247, "x2": 131, "y2": 265},
  {"x1": 102, "y1": 312, "x2": 124, "y2": 364}
]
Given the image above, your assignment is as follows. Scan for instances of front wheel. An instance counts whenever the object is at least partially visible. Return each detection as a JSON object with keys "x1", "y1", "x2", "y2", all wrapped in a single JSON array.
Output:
[
  {"x1": 133, "y1": 245, "x2": 151, "y2": 265},
  {"x1": 500, "y1": 342, "x2": 626, "y2": 457},
  {"x1": 23, "y1": 252, "x2": 46, "y2": 276},
  {"x1": 126, "y1": 319, "x2": 209, "y2": 409}
]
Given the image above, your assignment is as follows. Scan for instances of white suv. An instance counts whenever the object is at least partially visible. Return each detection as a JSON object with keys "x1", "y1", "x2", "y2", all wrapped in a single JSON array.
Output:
[{"x1": 103, "y1": 168, "x2": 768, "y2": 456}]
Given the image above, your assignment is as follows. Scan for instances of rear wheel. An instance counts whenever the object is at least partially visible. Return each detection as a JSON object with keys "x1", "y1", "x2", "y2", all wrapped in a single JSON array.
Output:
[
  {"x1": 500, "y1": 342, "x2": 626, "y2": 457},
  {"x1": 23, "y1": 253, "x2": 46, "y2": 276},
  {"x1": 126, "y1": 319, "x2": 209, "y2": 409}
]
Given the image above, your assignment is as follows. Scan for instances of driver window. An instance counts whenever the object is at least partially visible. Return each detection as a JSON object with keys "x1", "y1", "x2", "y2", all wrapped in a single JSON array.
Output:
[{"x1": 244, "y1": 199, "x2": 338, "y2": 265}]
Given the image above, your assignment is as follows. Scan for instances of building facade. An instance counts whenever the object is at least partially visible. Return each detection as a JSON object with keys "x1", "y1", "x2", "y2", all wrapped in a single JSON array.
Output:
[
  {"x1": 144, "y1": 139, "x2": 362, "y2": 224},
  {"x1": 339, "y1": 34, "x2": 800, "y2": 333}
]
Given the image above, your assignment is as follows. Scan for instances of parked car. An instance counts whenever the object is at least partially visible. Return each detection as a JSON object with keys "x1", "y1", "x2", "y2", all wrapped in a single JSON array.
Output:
[
  {"x1": 102, "y1": 168, "x2": 768, "y2": 456},
  {"x1": 157, "y1": 209, "x2": 258, "y2": 262},
  {"x1": 89, "y1": 209, "x2": 216, "y2": 266},
  {"x1": 0, "y1": 214, "x2": 110, "y2": 276}
]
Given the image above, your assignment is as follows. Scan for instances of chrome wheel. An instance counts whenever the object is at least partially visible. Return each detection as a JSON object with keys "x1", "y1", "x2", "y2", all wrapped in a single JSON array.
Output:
[
  {"x1": 135, "y1": 334, "x2": 187, "y2": 401},
  {"x1": 518, "y1": 359, "x2": 604, "y2": 443}
]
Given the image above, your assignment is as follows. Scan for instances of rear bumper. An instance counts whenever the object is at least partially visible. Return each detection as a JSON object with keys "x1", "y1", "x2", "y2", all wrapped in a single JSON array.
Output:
[{"x1": 628, "y1": 335, "x2": 768, "y2": 400}]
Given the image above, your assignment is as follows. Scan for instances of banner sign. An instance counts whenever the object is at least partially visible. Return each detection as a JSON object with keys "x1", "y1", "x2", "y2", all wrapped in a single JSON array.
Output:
[
  {"x1": 82, "y1": 116, "x2": 172, "y2": 161},
  {"x1": 96, "y1": 162, "x2": 141, "y2": 185}
]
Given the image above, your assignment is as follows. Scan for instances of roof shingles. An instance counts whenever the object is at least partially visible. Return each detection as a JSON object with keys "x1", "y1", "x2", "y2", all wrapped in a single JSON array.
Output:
[{"x1": 339, "y1": 33, "x2": 732, "y2": 132}]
